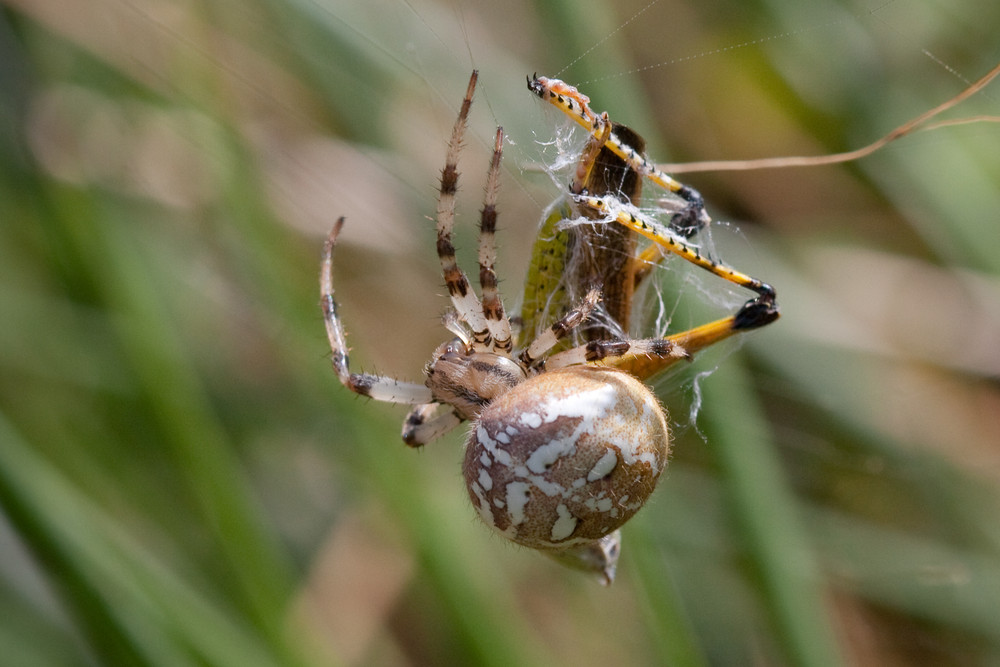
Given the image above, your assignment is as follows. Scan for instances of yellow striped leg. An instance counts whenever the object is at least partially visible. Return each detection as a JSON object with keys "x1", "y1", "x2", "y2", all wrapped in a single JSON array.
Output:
[
  {"x1": 574, "y1": 194, "x2": 776, "y2": 300},
  {"x1": 527, "y1": 74, "x2": 709, "y2": 233}
]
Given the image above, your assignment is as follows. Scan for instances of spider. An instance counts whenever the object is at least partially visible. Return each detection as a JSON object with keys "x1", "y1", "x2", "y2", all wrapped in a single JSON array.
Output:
[{"x1": 321, "y1": 71, "x2": 779, "y2": 584}]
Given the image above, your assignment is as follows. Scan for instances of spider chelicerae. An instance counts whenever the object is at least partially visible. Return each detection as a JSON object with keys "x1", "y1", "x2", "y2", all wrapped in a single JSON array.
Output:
[{"x1": 321, "y1": 70, "x2": 778, "y2": 583}]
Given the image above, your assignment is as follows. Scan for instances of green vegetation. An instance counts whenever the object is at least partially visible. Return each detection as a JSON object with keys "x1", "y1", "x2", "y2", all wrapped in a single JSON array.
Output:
[{"x1": 1, "y1": 0, "x2": 998, "y2": 664}]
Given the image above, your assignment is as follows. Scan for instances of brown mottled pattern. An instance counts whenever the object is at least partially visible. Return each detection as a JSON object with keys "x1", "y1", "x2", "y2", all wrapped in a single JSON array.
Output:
[
  {"x1": 569, "y1": 122, "x2": 644, "y2": 340},
  {"x1": 463, "y1": 366, "x2": 669, "y2": 550}
]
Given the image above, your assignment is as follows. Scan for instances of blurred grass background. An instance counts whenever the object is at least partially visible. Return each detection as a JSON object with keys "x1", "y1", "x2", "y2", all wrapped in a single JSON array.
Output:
[{"x1": 1, "y1": 0, "x2": 999, "y2": 664}]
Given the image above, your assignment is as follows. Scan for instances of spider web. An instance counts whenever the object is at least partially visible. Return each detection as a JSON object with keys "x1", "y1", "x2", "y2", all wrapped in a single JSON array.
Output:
[{"x1": 516, "y1": 110, "x2": 753, "y2": 428}]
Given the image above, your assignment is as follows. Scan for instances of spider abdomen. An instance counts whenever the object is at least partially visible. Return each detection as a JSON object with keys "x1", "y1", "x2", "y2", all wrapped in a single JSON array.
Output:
[{"x1": 463, "y1": 366, "x2": 669, "y2": 551}]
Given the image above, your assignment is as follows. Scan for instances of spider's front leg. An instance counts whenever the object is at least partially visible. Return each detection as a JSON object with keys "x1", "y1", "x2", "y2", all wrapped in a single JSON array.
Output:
[
  {"x1": 545, "y1": 335, "x2": 689, "y2": 371},
  {"x1": 519, "y1": 288, "x2": 601, "y2": 368},
  {"x1": 435, "y1": 70, "x2": 493, "y2": 350},
  {"x1": 476, "y1": 127, "x2": 514, "y2": 353},
  {"x1": 320, "y1": 217, "x2": 434, "y2": 405}
]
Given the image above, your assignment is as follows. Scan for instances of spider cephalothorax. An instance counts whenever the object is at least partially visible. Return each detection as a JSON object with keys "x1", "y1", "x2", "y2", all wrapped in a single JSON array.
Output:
[
  {"x1": 422, "y1": 338, "x2": 526, "y2": 423},
  {"x1": 321, "y1": 70, "x2": 778, "y2": 583}
]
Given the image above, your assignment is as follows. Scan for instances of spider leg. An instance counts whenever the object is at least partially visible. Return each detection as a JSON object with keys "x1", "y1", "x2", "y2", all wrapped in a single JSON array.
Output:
[
  {"x1": 477, "y1": 127, "x2": 513, "y2": 353},
  {"x1": 519, "y1": 288, "x2": 600, "y2": 367},
  {"x1": 528, "y1": 74, "x2": 709, "y2": 235},
  {"x1": 437, "y1": 70, "x2": 491, "y2": 349},
  {"x1": 544, "y1": 336, "x2": 688, "y2": 371},
  {"x1": 321, "y1": 217, "x2": 434, "y2": 404},
  {"x1": 402, "y1": 403, "x2": 462, "y2": 447}
]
